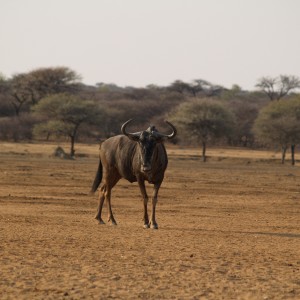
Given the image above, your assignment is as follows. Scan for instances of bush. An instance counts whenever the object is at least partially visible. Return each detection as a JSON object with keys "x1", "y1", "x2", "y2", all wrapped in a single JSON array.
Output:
[{"x1": 0, "y1": 114, "x2": 36, "y2": 141}]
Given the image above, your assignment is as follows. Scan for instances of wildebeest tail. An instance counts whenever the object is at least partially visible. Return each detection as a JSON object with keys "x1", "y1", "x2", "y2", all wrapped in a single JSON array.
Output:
[{"x1": 90, "y1": 159, "x2": 103, "y2": 194}]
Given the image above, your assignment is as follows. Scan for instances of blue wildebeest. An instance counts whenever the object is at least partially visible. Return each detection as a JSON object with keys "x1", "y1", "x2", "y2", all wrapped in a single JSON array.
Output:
[{"x1": 90, "y1": 119, "x2": 177, "y2": 229}]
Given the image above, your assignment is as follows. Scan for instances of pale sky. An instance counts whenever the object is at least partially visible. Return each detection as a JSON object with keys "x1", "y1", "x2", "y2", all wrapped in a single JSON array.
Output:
[{"x1": 1, "y1": 0, "x2": 299, "y2": 90}]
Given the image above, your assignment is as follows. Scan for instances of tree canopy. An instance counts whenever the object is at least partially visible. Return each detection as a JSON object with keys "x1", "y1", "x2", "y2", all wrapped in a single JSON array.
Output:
[
  {"x1": 9, "y1": 67, "x2": 82, "y2": 116},
  {"x1": 33, "y1": 93, "x2": 101, "y2": 157},
  {"x1": 253, "y1": 96, "x2": 300, "y2": 163},
  {"x1": 170, "y1": 99, "x2": 235, "y2": 161}
]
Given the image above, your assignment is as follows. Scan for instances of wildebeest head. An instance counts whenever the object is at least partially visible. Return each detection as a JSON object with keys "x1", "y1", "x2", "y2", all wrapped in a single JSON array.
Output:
[{"x1": 121, "y1": 119, "x2": 177, "y2": 173}]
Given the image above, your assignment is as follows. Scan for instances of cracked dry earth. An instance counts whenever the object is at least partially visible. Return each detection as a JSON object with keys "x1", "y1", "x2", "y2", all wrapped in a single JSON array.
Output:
[{"x1": 0, "y1": 143, "x2": 299, "y2": 299}]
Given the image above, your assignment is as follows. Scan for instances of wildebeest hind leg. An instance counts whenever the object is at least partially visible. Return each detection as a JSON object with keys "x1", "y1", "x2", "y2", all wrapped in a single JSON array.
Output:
[
  {"x1": 95, "y1": 187, "x2": 105, "y2": 224},
  {"x1": 105, "y1": 187, "x2": 117, "y2": 225},
  {"x1": 104, "y1": 176, "x2": 120, "y2": 225}
]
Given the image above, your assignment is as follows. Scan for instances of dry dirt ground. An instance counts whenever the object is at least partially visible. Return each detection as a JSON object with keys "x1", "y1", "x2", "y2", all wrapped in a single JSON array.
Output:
[{"x1": 0, "y1": 142, "x2": 299, "y2": 299}]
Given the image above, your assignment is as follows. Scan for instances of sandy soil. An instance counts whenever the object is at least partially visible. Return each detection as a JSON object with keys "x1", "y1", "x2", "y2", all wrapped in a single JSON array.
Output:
[{"x1": 0, "y1": 142, "x2": 299, "y2": 299}]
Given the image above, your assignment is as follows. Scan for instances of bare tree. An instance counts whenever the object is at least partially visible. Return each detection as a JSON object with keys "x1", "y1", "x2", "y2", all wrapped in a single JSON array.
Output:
[
  {"x1": 256, "y1": 75, "x2": 300, "y2": 101},
  {"x1": 9, "y1": 74, "x2": 33, "y2": 116}
]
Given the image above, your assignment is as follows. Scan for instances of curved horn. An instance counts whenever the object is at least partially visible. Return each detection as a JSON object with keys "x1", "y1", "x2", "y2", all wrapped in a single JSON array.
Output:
[
  {"x1": 121, "y1": 119, "x2": 141, "y2": 140},
  {"x1": 152, "y1": 121, "x2": 177, "y2": 139}
]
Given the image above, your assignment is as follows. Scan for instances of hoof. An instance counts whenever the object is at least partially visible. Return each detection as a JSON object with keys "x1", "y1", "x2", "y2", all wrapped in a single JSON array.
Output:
[
  {"x1": 150, "y1": 223, "x2": 158, "y2": 230},
  {"x1": 143, "y1": 223, "x2": 150, "y2": 229},
  {"x1": 108, "y1": 218, "x2": 117, "y2": 226},
  {"x1": 95, "y1": 217, "x2": 105, "y2": 224}
]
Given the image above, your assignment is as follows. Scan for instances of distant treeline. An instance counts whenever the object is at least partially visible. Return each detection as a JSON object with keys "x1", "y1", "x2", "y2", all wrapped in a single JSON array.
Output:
[{"x1": 0, "y1": 67, "x2": 300, "y2": 162}]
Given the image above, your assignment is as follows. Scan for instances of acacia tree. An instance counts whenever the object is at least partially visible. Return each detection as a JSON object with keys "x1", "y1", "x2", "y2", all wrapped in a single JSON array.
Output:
[
  {"x1": 253, "y1": 96, "x2": 300, "y2": 164},
  {"x1": 9, "y1": 67, "x2": 82, "y2": 116},
  {"x1": 168, "y1": 79, "x2": 224, "y2": 98},
  {"x1": 170, "y1": 99, "x2": 235, "y2": 161},
  {"x1": 256, "y1": 75, "x2": 300, "y2": 101},
  {"x1": 168, "y1": 80, "x2": 193, "y2": 96},
  {"x1": 27, "y1": 67, "x2": 82, "y2": 99},
  {"x1": 191, "y1": 79, "x2": 224, "y2": 97},
  {"x1": 33, "y1": 93, "x2": 101, "y2": 157}
]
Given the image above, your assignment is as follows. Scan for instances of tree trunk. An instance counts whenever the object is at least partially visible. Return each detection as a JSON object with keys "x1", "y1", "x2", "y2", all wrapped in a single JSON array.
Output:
[
  {"x1": 12, "y1": 94, "x2": 26, "y2": 117},
  {"x1": 12, "y1": 101, "x2": 22, "y2": 117},
  {"x1": 291, "y1": 144, "x2": 296, "y2": 165},
  {"x1": 281, "y1": 145, "x2": 287, "y2": 164},
  {"x1": 70, "y1": 125, "x2": 80, "y2": 158},
  {"x1": 70, "y1": 135, "x2": 75, "y2": 158},
  {"x1": 202, "y1": 141, "x2": 206, "y2": 162}
]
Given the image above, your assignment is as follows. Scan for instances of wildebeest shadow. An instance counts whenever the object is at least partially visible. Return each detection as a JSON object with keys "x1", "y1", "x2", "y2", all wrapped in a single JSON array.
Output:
[
  {"x1": 243, "y1": 231, "x2": 300, "y2": 238},
  {"x1": 166, "y1": 227, "x2": 300, "y2": 238}
]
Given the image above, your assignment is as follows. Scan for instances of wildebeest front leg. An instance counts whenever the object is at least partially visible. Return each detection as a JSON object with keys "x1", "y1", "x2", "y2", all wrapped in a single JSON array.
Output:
[
  {"x1": 138, "y1": 178, "x2": 150, "y2": 228},
  {"x1": 149, "y1": 183, "x2": 161, "y2": 229}
]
